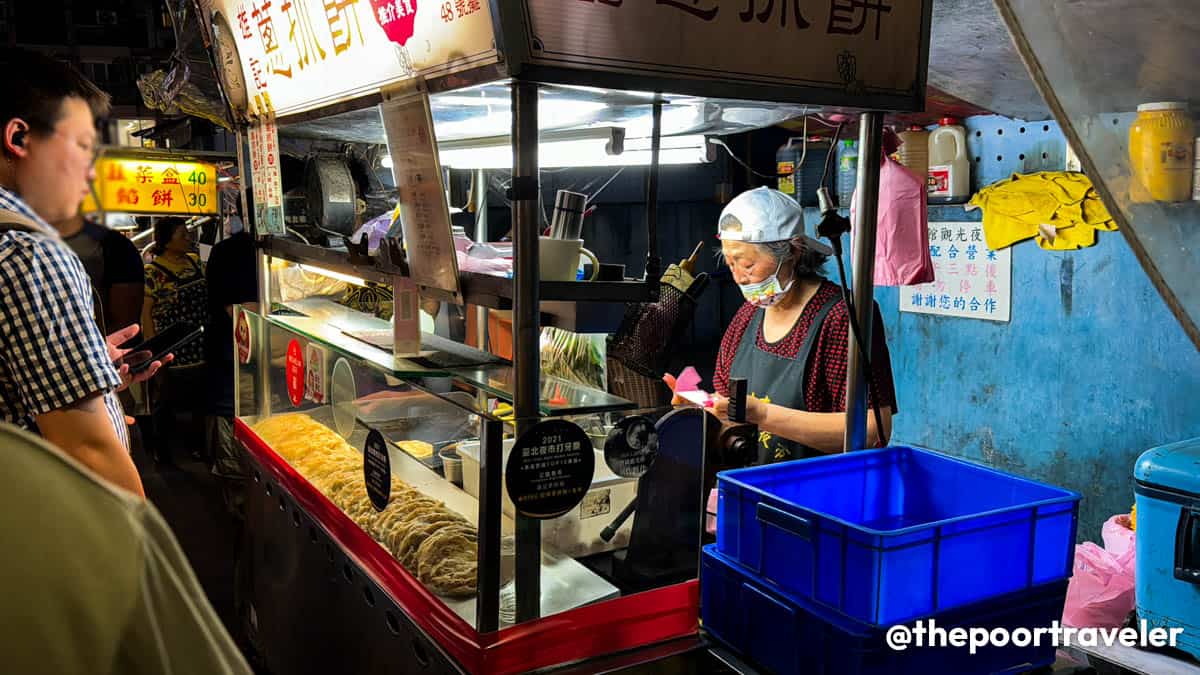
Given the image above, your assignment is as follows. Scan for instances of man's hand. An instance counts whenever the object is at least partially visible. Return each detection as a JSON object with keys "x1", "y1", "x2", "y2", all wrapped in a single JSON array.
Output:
[
  {"x1": 106, "y1": 324, "x2": 174, "y2": 391},
  {"x1": 37, "y1": 393, "x2": 145, "y2": 497}
]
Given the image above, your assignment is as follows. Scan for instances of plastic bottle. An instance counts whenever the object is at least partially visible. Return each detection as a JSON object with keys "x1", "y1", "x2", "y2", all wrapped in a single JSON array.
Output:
[
  {"x1": 1129, "y1": 102, "x2": 1194, "y2": 202},
  {"x1": 775, "y1": 139, "x2": 804, "y2": 202},
  {"x1": 775, "y1": 138, "x2": 831, "y2": 206},
  {"x1": 837, "y1": 139, "x2": 858, "y2": 207},
  {"x1": 897, "y1": 125, "x2": 930, "y2": 179},
  {"x1": 927, "y1": 117, "x2": 970, "y2": 204}
]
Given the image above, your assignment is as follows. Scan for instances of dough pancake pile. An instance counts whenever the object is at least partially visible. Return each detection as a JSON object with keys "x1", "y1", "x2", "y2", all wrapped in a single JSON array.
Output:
[{"x1": 254, "y1": 414, "x2": 477, "y2": 597}]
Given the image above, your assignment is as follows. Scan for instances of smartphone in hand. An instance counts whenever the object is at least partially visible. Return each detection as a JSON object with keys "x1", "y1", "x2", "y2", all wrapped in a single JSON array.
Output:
[{"x1": 121, "y1": 323, "x2": 204, "y2": 374}]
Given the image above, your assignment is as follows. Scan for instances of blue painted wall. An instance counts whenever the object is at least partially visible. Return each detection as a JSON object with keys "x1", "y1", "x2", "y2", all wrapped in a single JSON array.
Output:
[
  {"x1": 876, "y1": 204, "x2": 1200, "y2": 542},
  {"x1": 868, "y1": 116, "x2": 1200, "y2": 542}
]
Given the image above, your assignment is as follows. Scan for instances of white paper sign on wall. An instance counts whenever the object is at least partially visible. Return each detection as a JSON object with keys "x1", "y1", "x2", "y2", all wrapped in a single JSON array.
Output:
[
  {"x1": 246, "y1": 116, "x2": 286, "y2": 235},
  {"x1": 900, "y1": 221, "x2": 1012, "y2": 322}
]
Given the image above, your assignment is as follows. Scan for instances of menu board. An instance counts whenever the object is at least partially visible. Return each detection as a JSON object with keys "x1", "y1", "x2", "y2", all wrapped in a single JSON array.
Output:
[
  {"x1": 82, "y1": 158, "x2": 218, "y2": 216},
  {"x1": 901, "y1": 221, "x2": 1013, "y2": 322},
  {"x1": 379, "y1": 89, "x2": 461, "y2": 302},
  {"x1": 247, "y1": 117, "x2": 286, "y2": 235}
]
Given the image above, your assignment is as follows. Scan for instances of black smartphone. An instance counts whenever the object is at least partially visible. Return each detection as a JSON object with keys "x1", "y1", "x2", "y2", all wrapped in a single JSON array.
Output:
[{"x1": 122, "y1": 323, "x2": 204, "y2": 374}]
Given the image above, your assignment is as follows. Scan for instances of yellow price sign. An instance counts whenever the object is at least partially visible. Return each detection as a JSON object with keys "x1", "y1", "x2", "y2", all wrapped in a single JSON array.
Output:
[{"x1": 82, "y1": 158, "x2": 219, "y2": 215}]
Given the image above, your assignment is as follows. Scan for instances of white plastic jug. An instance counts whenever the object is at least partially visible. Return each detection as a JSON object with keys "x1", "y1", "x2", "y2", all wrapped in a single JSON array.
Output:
[{"x1": 927, "y1": 118, "x2": 970, "y2": 204}]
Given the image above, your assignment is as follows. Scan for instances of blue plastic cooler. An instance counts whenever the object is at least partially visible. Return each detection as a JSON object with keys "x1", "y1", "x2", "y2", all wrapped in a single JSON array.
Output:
[
  {"x1": 1135, "y1": 438, "x2": 1200, "y2": 660},
  {"x1": 716, "y1": 445, "x2": 1081, "y2": 626}
]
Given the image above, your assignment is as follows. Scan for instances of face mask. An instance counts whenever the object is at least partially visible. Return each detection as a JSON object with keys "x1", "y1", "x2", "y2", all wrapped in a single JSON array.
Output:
[{"x1": 737, "y1": 258, "x2": 793, "y2": 307}]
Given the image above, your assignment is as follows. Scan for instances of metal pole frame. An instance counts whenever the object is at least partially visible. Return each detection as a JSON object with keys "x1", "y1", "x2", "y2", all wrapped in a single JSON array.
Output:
[
  {"x1": 237, "y1": 125, "x2": 273, "y2": 420},
  {"x1": 475, "y1": 417, "x2": 503, "y2": 632},
  {"x1": 511, "y1": 80, "x2": 542, "y2": 623},
  {"x1": 843, "y1": 113, "x2": 884, "y2": 452},
  {"x1": 474, "y1": 169, "x2": 490, "y2": 358}
]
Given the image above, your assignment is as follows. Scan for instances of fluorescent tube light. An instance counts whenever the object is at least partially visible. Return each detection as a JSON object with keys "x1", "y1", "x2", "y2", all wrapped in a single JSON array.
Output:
[
  {"x1": 298, "y1": 264, "x2": 366, "y2": 286},
  {"x1": 437, "y1": 133, "x2": 709, "y2": 169}
]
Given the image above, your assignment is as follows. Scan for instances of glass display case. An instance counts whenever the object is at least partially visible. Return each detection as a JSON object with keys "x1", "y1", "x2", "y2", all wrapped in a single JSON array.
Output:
[{"x1": 233, "y1": 298, "x2": 708, "y2": 672}]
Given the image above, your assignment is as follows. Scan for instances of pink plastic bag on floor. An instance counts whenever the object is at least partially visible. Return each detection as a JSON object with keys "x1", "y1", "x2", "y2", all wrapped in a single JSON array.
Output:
[{"x1": 1062, "y1": 515, "x2": 1136, "y2": 628}]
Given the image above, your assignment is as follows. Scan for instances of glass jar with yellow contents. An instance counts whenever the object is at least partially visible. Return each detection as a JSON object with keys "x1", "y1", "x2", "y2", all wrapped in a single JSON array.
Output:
[{"x1": 1129, "y1": 102, "x2": 1195, "y2": 202}]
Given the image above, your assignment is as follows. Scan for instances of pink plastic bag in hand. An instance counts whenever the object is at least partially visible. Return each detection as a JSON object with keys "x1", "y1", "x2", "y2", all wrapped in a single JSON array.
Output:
[{"x1": 1062, "y1": 515, "x2": 1136, "y2": 628}]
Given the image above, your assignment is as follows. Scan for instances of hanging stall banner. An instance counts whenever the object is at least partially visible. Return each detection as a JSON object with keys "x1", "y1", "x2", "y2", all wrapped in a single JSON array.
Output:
[
  {"x1": 379, "y1": 88, "x2": 462, "y2": 302},
  {"x1": 523, "y1": 0, "x2": 932, "y2": 111},
  {"x1": 202, "y1": 0, "x2": 497, "y2": 119},
  {"x1": 901, "y1": 221, "x2": 1012, "y2": 322},
  {"x1": 247, "y1": 117, "x2": 286, "y2": 235},
  {"x1": 82, "y1": 158, "x2": 219, "y2": 216}
]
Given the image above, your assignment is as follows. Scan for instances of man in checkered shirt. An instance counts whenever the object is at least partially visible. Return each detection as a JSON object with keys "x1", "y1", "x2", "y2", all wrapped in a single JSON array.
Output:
[{"x1": 0, "y1": 49, "x2": 165, "y2": 497}]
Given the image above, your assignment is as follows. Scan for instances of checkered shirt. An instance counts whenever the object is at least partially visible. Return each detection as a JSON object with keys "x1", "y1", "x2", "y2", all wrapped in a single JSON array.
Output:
[{"x1": 0, "y1": 187, "x2": 128, "y2": 449}]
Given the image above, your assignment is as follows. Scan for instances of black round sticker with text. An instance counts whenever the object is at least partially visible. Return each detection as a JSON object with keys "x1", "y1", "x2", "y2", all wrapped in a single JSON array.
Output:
[
  {"x1": 603, "y1": 416, "x2": 658, "y2": 478},
  {"x1": 505, "y1": 419, "x2": 594, "y2": 520},
  {"x1": 363, "y1": 428, "x2": 391, "y2": 512}
]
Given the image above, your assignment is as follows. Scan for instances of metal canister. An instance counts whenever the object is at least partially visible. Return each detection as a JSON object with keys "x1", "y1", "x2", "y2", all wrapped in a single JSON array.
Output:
[{"x1": 549, "y1": 189, "x2": 588, "y2": 240}]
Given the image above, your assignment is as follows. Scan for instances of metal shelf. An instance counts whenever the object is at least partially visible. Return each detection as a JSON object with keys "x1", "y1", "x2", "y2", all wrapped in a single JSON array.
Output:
[
  {"x1": 266, "y1": 299, "x2": 635, "y2": 418},
  {"x1": 460, "y1": 271, "x2": 655, "y2": 304},
  {"x1": 262, "y1": 237, "x2": 652, "y2": 333},
  {"x1": 264, "y1": 237, "x2": 402, "y2": 286}
]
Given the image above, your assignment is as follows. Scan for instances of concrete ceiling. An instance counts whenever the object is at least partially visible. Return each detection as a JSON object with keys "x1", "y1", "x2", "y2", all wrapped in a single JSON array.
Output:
[{"x1": 926, "y1": 0, "x2": 1050, "y2": 121}]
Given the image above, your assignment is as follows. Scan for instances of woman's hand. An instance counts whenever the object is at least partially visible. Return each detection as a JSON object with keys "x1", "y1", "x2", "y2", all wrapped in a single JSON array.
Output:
[
  {"x1": 710, "y1": 394, "x2": 767, "y2": 425},
  {"x1": 661, "y1": 374, "x2": 686, "y2": 406}
]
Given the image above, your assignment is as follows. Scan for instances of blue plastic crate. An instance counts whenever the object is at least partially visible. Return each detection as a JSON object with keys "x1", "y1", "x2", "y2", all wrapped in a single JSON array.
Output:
[
  {"x1": 702, "y1": 545, "x2": 1068, "y2": 675},
  {"x1": 716, "y1": 445, "x2": 1080, "y2": 626}
]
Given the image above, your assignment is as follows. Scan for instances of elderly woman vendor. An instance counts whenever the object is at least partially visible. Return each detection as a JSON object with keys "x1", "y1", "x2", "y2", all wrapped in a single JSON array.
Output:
[{"x1": 682, "y1": 187, "x2": 898, "y2": 463}]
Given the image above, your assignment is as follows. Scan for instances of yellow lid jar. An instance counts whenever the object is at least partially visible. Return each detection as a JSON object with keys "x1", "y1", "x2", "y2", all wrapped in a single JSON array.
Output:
[{"x1": 1129, "y1": 102, "x2": 1195, "y2": 202}]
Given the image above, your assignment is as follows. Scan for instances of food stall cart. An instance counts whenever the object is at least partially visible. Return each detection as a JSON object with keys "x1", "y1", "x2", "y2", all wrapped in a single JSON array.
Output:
[{"x1": 198, "y1": 0, "x2": 933, "y2": 672}]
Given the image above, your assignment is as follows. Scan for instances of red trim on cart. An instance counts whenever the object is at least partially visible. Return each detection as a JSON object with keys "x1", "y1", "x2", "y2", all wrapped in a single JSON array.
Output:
[{"x1": 236, "y1": 419, "x2": 699, "y2": 674}]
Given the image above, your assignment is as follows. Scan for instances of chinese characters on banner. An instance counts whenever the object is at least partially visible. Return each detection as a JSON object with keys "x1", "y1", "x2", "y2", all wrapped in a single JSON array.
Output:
[
  {"x1": 214, "y1": 0, "x2": 495, "y2": 118},
  {"x1": 578, "y1": 0, "x2": 890, "y2": 35},
  {"x1": 247, "y1": 117, "x2": 286, "y2": 235},
  {"x1": 378, "y1": 91, "x2": 461, "y2": 301},
  {"x1": 83, "y1": 159, "x2": 218, "y2": 216},
  {"x1": 900, "y1": 222, "x2": 1012, "y2": 322},
  {"x1": 529, "y1": 0, "x2": 928, "y2": 110}
]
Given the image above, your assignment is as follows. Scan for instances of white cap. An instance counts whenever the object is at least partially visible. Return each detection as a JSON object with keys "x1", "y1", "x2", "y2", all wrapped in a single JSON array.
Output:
[
  {"x1": 717, "y1": 187, "x2": 833, "y2": 254},
  {"x1": 1137, "y1": 102, "x2": 1188, "y2": 112}
]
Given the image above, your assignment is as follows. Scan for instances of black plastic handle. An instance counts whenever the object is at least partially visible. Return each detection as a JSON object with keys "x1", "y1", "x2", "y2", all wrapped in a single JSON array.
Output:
[
  {"x1": 757, "y1": 502, "x2": 811, "y2": 540},
  {"x1": 729, "y1": 378, "x2": 748, "y2": 423},
  {"x1": 1175, "y1": 507, "x2": 1200, "y2": 585}
]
